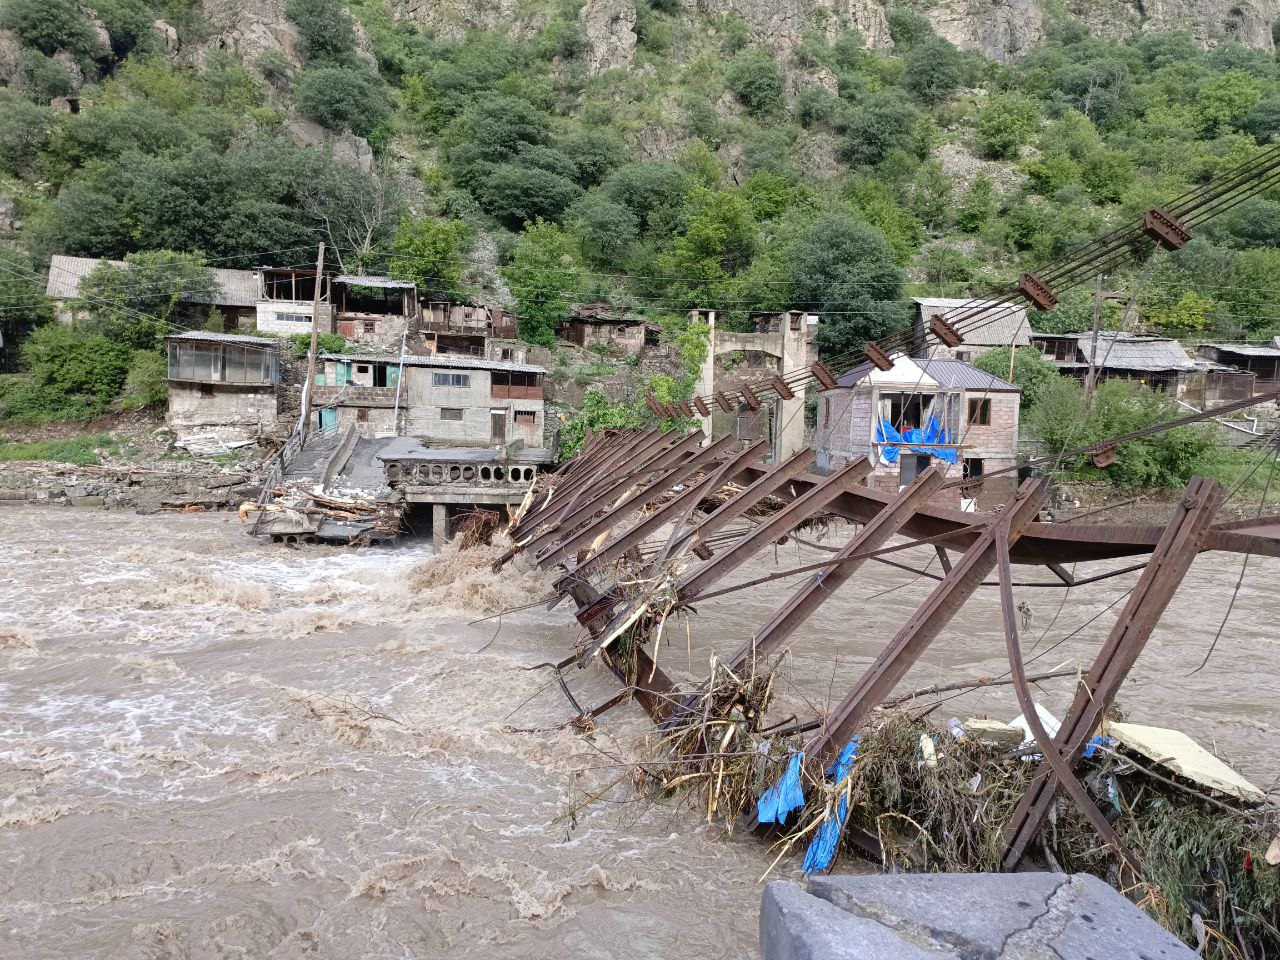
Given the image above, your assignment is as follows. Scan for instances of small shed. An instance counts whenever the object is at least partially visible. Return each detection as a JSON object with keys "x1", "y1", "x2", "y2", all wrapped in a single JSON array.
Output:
[
  {"x1": 1198, "y1": 343, "x2": 1280, "y2": 392},
  {"x1": 912, "y1": 298, "x2": 1030, "y2": 362},
  {"x1": 164, "y1": 331, "x2": 280, "y2": 441},
  {"x1": 333, "y1": 275, "x2": 419, "y2": 350},
  {"x1": 558, "y1": 304, "x2": 645, "y2": 355}
]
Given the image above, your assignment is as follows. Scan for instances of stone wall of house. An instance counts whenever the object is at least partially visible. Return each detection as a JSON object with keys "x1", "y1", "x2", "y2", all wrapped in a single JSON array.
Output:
[
  {"x1": 336, "y1": 313, "x2": 411, "y2": 352},
  {"x1": 167, "y1": 383, "x2": 279, "y2": 439},
  {"x1": 572, "y1": 321, "x2": 645, "y2": 355},
  {"x1": 814, "y1": 387, "x2": 874, "y2": 472},
  {"x1": 401, "y1": 367, "x2": 546, "y2": 448}
]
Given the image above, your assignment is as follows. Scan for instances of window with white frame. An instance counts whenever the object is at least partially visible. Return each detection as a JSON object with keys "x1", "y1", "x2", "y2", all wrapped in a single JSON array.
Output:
[{"x1": 433, "y1": 372, "x2": 471, "y2": 388}]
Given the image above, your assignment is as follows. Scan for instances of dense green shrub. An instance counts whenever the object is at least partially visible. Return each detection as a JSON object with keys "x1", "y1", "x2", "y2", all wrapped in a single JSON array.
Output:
[
  {"x1": 73, "y1": 251, "x2": 215, "y2": 349},
  {"x1": 387, "y1": 216, "x2": 471, "y2": 299},
  {"x1": 285, "y1": 0, "x2": 356, "y2": 65},
  {"x1": 974, "y1": 346, "x2": 1062, "y2": 407},
  {"x1": 296, "y1": 66, "x2": 390, "y2": 137},
  {"x1": 725, "y1": 49, "x2": 784, "y2": 115},
  {"x1": 20, "y1": 325, "x2": 132, "y2": 404},
  {"x1": 119, "y1": 349, "x2": 168, "y2": 409},
  {"x1": 502, "y1": 219, "x2": 583, "y2": 346},
  {"x1": 976, "y1": 93, "x2": 1039, "y2": 159},
  {"x1": 902, "y1": 37, "x2": 965, "y2": 106},
  {"x1": 0, "y1": 0, "x2": 94, "y2": 56}
]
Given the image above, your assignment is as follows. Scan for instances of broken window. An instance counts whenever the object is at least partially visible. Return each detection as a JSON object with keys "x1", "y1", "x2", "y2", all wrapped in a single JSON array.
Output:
[
  {"x1": 963, "y1": 457, "x2": 984, "y2": 480},
  {"x1": 967, "y1": 398, "x2": 991, "y2": 426},
  {"x1": 433, "y1": 372, "x2": 470, "y2": 388},
  {"x1": 514, "y1": 410, "x2": 536, "y2": 426},
  {"x1": 357, "y1": 408, "x2": 369, "y2": 422},
  {"x1": 363, "y1": 320, "x2": 375, "y2": 334},
  {"x1": 439, "y1": 408, "x2": 463, "y2": 421}
]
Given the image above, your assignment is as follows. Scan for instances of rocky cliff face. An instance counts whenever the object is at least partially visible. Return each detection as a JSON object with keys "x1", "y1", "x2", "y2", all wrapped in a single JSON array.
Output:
[{"x1": 383, "y1": 0, "x2": 1280, "y2": 64}]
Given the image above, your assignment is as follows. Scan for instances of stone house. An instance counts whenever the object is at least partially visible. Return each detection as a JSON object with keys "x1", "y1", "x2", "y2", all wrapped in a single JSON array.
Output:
[
  {"x1": 1029, "y1": 330, "x2": 1251, "y2": 405},
  {"x1": 815, "y1": 355, "x2": 1021, "y2": 508},
  {"x1": 315, "y1": 352, "x2": 547, "y2": 447},
  {"x1": 254, "y1": 267, "x2": 332, "y2": 337},
  {"x1": 45, "y1": 255, "x2": 258, "y2": 328},
  {"x1": 1197, "y1": 342, "x2": 1280, "y2": 393},
  {"x1": 911, "y1": 298, "x2": 1030, "y2": 363},
  {"x1": 165, "y1": 331, "x2": 281, "y2": 441},
  {"x1": 419, "y1": 300, "x2": 519, "y2": 358},
  {"x1": 333, "y1": 275, "x2": 419, "y2": 351},
  {"x1": 558, "y1": 303, "x2": 645, "y2": 356}
]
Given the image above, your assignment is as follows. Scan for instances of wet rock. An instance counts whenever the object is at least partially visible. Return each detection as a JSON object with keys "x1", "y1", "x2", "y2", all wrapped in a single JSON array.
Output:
[{"x1": 763, "y1": 873, "x2": 1197, "y2": 959}]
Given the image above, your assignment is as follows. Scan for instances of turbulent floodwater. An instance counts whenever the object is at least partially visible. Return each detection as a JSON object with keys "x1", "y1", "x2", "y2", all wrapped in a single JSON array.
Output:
[
  {"x1": 2, "y1": 507, "x2": 1277, "y2": 959},
  {"x1": 0, "y1": 509, "x2": 778, "y2": 959}
]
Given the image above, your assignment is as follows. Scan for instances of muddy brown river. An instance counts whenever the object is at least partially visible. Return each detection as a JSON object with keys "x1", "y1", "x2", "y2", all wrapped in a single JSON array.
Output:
[{"x1": 1, "y1": 507, "x2": 1275, "y2": 958}]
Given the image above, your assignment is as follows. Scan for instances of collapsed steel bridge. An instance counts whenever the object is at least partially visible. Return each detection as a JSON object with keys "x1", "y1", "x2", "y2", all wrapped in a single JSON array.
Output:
[{"x1": 495, "y1": 421, "x2": 1280, "y2": 869}]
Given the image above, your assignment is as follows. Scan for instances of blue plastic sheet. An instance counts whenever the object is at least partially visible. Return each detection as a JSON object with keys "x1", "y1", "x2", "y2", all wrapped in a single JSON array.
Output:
[
  {"x1": 875, "y1": 416, "x2": 958, "y2": 466},
  {"x1": 802, "y1": 739, "x2": 860, "y2": 874},
  {"x1": 757, "y1": 752, "x2": 805, "y2": 825},
  {"x1": 1082, "y1": 735, "x2": 1114, "y2": 759}
]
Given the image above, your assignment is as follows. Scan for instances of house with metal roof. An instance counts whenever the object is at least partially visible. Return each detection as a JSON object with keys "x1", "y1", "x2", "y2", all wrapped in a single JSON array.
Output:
[
  {"x1": 314, "y1": 351, "x2": 548, "y2": 446},
  {"x1": 332, "y1": 275, "x2": 419, "y2": 351},
  {"x1": 815, "y1": 353, "x2": 1021, "y2": 509},
  {"x1": 1030, "y1": 331, "x2": 1253, "y2": 405},
  {"x1": 1197, "y1": 342, "x2": 1280, "y2": 392},
  {"x1": 46, "y1": 255, "x2": 259, "y2": 328},
  {"x1": 911, "y1": 297, "x2": 1030, "y2": 362},
  {"x1": 164, "y1": 331, "x2": 281, "y2": 442}
]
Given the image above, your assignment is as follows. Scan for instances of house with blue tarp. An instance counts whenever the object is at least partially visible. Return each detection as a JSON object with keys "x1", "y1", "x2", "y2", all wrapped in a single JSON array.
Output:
[{"x1": 813, "y1": 354, "x2": 1022, "y2": 509}]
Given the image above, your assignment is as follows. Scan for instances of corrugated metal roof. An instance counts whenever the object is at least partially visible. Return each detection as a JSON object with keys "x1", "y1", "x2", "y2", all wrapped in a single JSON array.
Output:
[
  {"x1": 1081, "y1": 333, "x2": 1196, "y2": 371},
  {"x1": 46, "y1": 255, "x2": 258, "y2": 307},
  {"x1": 914, "y1": 297, "x2": 1030, "y2": 347},
  {"x1": 333, "y1": 274, "x2": 417, "y2": 290},
  {"x1": 165, "y1": 331, "x2": 280, "y2": 348},
  {"x1": 1199, "y1": 342, "x2": 1280, "y2": 357},
  {"x1": 321, "y1": 352, "x2": 547, "y2": 375},
  {"x1": 916, "y1": 357, "x2": 1020, "y2": 392}
]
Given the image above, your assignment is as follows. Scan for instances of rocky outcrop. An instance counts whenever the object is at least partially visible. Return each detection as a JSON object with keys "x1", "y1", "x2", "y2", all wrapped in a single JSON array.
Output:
[
  {"x1": 193, "y1": 1, "x2": 375, "y2": 71},
  {"x1": 928, "y1": 0, "x2": 1280, "y2": 63},
  {"x1": 392, "y1": 0, "x2": 520, "y2": 40},
  {"x1": 287, "y1": 120, "x2": 375, "y2": 172},
  {"x1": 0, "y1": 29, "x2": 23, "y2": 86},
  {"x1": 683, "y1": 0, "x2": 892, "y2": 54},
  {"x1": 579, "y1": 0, "x2": 636, "y2": 73}
]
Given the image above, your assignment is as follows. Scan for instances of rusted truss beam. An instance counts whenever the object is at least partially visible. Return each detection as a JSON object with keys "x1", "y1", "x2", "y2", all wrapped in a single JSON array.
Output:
[
  {"x1": 811, "y1": 362, "x2": 839, "y2": 391},
  {"x1": 770, "y1": 376, "x2": 796, "y2": 401},
  {"x1": 1000, "y1": 475, "x2": 1225, "y2": 869},
  {"x1": 714, "y1": 391, "x2": 735, "y2": 413},
  {"x1": 928, "y1": 313, "x2": 964, "y2": 348},
  {"x1": 518, "y1": 431, "x2": 701, "y2": 553},
  {"x1": 1018, "y1": 272, "x2": 1058, "y2": 311},
  {"x1": 1142, "y1": 208, "x2": 1192, "y2": 250},
  {"x1": 741, "y1": 385, "x2": 762, "y2": 410},
  {"x1": 803, "y1": 477, "x2": 1050, "y2": 766},
  {"x1": 513, "y1": 430, "x2": 670, "y2": 541},
  {"x1": 679, "y1": 448, "x2": 817, "y2": 558},
  {"x1": 727, "y1": 468, "x2": 945, "y2": 676},
  {"x1": 676, "y1": 458, "x2": 873, "y2": 603},
  {"x1": 529, "y1": 432, "x2": 725, "y2": 563},
  {"x1": 995, "y1": 533, "x2": 1141, "y2": 870},
  {"x1": 863, "y1": 341, "x2": 894, "y2": 372},
  {"x1": 540, "y1": 434, "x2": 749, "y2": 571},
  {"x1": 554, "y1": 441, "x2": 769, "y2": 591}
]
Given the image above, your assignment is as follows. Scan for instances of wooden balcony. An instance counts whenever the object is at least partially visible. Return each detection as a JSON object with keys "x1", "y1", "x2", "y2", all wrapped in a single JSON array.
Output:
[{"x1": 491, "y1": 385, "x2": 543, "y2": 400}]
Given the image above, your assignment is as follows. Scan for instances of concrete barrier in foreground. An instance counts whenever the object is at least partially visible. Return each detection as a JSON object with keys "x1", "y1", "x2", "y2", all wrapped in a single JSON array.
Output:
[{"x1": 761, "y1": 872, "x2": 1197, "y2": 960}]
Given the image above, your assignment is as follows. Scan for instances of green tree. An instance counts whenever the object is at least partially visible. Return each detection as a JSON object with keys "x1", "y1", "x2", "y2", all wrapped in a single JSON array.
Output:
[
  {"x1": 974, "y1": 346, "x2": 1062, "y2": 407},
  {"x1": 566, "y1": 192, "x2": 640, "y2": 265},
  {"x1": 20, "y1": 325, "x2": 132, "y2": 405},
  {"x1": 295, "y1": 66, "x2": 391, "y2": 137},
  {"x1": 839, "y1": 91, "x2": 925, "y2": 167},
  {"x1": 285, "y1": 0, "x2": 356, "y2": 65},
  {"x1": 501, "y1": 219, "x2": 583, "y2": 346},
  {"x1": 976, "y1": 93, "x2": 1039, "y2": 159},
  {"x1": 119, "y1": 349, "x2": 168, "y2": 409},
  {"x1": 1196, "y1": 70, "x2": 1263, "y2": 136},
  {"x1": 1025, "y1": 153, "x2": 1082, "y2": 197},
  {"x1": 654, "y1": 188, "x2": 758, "y2": 309},
  {"x1": 885, "y1": 8, "x2": 933, "y2": 49},
  {"x1": 387, "y1": 216, "x2": 471, "y2": 300},
  {"x1": 474, "y1": 164, "x2": 582, "y2": 229},
  {"x1": 907, "y1": 159, "x2": 952, "y2": 230},
  {"x1": 558, "y1": 129, "x2": 626, "y2": 186},
  {"x1": 903, "y1": 37, "x2": 965, "y2": 106},
  {"x1": 725, "y1": 49, "x2": 784, "y2": 115},
  {"x1": 600, "y1": 162, "x2": 691, "y2": 235},
  {"x1": 558, "y1": 389, "x2": 645, "y2": 458},
  {"x1": 74, "y1": 252, "x2": 215, "y2": 349},
  {"x1": 955, "y1": 174, "x2": 996, "y2": 233},
  {"x1": 1244, "y1": 96, "x2": 1280, "y2": 142},
  {"x1": 0, "y1": 0, "x2": 93, "y2": 56},
  {"x1": 785, "y1": 209, "x2": 904, "y2": 359}
]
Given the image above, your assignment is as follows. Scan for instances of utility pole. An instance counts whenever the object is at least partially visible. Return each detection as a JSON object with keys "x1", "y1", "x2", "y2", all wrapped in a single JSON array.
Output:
[
  {"x1": 1084, "y1": 273, "x2": 1103, "y2": 407},
  {"x1": 300, "y1": 242, "x2": 326, "y2": 440}
]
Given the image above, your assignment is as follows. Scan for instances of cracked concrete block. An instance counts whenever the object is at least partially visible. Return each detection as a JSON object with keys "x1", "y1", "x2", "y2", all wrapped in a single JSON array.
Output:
[{"x1": 763, "y1": 873, "x2": 1197, "y2": 960}]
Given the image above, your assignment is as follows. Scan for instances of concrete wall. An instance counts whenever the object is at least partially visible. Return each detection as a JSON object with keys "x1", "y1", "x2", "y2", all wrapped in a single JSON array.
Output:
[
  {"x1": 692, "y1": 310, "x2": 815, "y2": 462},
  {"x1": 167, "y1": 383, "x2": 279, "y2": 439},
  {"x1": 256, "y1": 303, "x2": 333, "y2": 336},
  {"x1": 401, "y1": 367, "x2": 545, "y2": 448}
]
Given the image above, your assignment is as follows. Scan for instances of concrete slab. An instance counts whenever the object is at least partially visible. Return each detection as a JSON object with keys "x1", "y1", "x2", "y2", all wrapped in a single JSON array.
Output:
[{"x1": 762, "y1": 873, "x2": 1197, "y2": 960}]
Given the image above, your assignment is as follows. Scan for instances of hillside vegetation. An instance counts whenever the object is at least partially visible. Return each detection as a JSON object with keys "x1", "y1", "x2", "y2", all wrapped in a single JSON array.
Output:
[{"x1": 1, "y1": 0, "x2": 1279, "y2": 485}]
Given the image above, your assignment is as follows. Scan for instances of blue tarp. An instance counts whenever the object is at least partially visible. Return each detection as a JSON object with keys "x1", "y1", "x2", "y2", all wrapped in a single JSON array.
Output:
[
  {"x1": 757, "y1": 752, "x2": 805, "y2": 825},
  {"x1": 875, "y1": 415, "x2": 958, "y2": 466},
  {"x1": 802, "y1": 739, "x2": 860, "y2": 874}
]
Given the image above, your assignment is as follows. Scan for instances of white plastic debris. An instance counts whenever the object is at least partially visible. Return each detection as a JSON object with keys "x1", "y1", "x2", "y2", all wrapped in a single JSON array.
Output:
[{"x1": 1008, "y1": 703, "x2": 1062, "y2": 747}]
